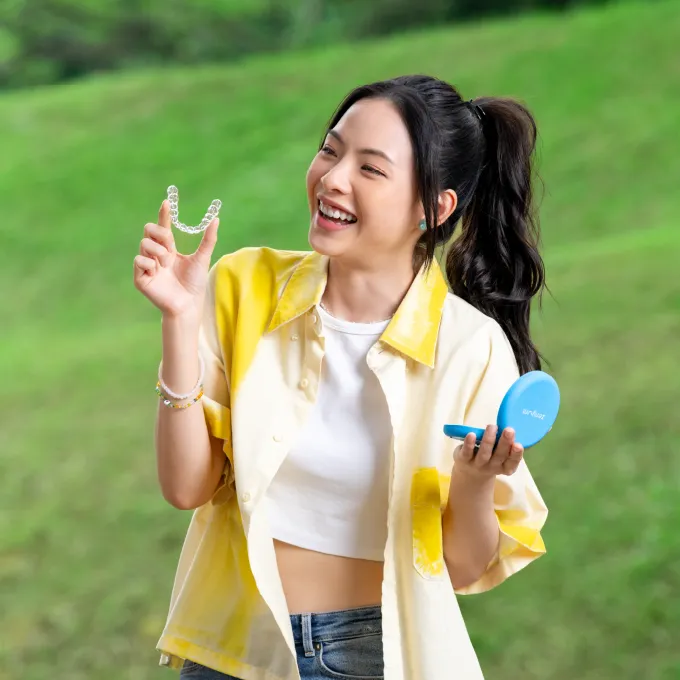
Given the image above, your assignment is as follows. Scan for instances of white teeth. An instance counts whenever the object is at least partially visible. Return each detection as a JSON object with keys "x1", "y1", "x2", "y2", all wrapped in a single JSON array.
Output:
[{"x1": 319, "y1": 201, "x2": 356, "y2": 222}]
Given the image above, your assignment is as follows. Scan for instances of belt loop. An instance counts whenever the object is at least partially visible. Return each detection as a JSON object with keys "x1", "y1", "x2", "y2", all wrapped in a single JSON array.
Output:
[{"x1": 301, "y1": 613, "x2": 315, "y2": 657}]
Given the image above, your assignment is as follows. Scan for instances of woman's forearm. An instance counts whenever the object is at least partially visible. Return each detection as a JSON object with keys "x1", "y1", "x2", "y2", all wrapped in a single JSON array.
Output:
[
  {"x1": 155, "y1": 312, "x2": 223, "y2": 510},
  {"x1": 442, "y1": 468, "x2": 500, "y2": 589}
]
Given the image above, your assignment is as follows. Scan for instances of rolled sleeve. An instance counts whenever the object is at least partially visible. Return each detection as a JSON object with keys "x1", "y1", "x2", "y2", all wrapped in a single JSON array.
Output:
[
  {"x1": 199, "y1": 263, "x2": 234, "y2": 505},
  {"x1": 454, "y1": 321, "x2": 548, "y2": 595}
]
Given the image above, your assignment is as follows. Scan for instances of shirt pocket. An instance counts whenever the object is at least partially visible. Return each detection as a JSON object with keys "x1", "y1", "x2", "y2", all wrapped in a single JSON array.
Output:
[{"x1": 411, "y1": 468, "x2": 446, "y2": 580}]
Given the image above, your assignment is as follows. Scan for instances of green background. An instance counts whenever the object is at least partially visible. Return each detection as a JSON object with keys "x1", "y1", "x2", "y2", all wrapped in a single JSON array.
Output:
[
  {"x1": 1, "y1": 1, "x2": 679, "y2": 678},
  {"x1": 2, "y1": 0, "x2": 615, "y2": 88}
]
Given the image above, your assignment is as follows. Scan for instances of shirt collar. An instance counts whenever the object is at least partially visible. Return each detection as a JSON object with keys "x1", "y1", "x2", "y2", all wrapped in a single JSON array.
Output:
[{"x1": 267, "y1": 251, "x2": 449, "y2": 368}]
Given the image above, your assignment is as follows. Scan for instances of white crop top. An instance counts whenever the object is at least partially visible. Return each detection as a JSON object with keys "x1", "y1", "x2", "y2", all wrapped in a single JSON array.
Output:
[{"x1": 266, "y1": 304, "x2": 393, "y2": 562}]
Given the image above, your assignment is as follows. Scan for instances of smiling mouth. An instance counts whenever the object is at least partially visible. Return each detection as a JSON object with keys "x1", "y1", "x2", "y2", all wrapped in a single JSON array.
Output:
[{"x1": 318, "y1": 200, "x2": 357, "y2": 224}]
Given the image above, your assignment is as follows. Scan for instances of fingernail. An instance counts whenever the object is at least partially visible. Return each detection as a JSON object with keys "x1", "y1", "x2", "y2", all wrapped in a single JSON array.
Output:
[{"x1": 505, "y1": 428, "x2": 514, "y2": 439}]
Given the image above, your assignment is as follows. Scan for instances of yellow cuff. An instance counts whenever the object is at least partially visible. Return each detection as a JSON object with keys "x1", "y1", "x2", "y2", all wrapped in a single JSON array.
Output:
[{"x1": 454, "y1": 518, "x2": 546, "y2": 595}]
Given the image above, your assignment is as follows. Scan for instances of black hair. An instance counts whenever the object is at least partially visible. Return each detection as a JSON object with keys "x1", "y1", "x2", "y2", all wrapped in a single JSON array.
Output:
[{"x1": 323, "y1": 75, "x2": 546, "y2": 374}]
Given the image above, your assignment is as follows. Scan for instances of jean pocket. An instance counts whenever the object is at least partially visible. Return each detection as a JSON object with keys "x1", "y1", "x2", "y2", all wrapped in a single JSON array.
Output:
[
  {"x1": 317, "y1": 635, "x2": 384, "y2": 679},
  {"x1": 179, "y1": 660, "x2": 228, "y2": 679},
  {"x1": 179, "y1": 660, "x2": 201, "y2": 677}
]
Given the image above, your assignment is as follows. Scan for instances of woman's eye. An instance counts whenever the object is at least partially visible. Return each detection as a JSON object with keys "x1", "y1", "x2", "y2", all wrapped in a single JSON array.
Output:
[
  {"x1": 320, "y1": 145, "x2": 336, "y2": 156},
  {"x1": 362, "y1": 165, "x2": 384, "y2": 177}
]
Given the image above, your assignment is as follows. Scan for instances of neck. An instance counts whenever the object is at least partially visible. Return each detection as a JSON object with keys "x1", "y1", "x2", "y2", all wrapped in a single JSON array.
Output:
[{"x1": 321, "y1": 256, "x2": 417, "y2": 323}]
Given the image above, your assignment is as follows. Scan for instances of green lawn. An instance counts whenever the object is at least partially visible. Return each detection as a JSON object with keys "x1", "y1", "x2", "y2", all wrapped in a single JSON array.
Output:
[{"x1": 1, "y1": 1, "x2": 679, "y2": 678}]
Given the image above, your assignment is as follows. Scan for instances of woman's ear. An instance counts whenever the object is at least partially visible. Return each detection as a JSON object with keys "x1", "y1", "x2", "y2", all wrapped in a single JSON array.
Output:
[{"x1": 437, "y1": 190, "x2": 458, "y2": 226}]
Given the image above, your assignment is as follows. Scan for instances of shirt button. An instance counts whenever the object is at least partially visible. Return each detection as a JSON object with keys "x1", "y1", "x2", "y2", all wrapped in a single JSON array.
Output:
[
  {"x1": 311, "y1": 314, "x2": 318, "y2": 324},
  {"x1": 273, "y1": 434, "x2": 282, "y2": 443},
  {"x1": 299, "y1": 378, "x2": 309, "y2": 389},
  {"x1": 291, "y1": 334, "x2": 299, "y2": 341},
  {"x1": 241, "y1": 491, "x2": 251, "y2": 502}
]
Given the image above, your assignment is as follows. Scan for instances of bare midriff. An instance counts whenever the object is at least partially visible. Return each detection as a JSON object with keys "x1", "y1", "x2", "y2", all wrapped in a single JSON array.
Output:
[{"x1": 273, "y1": 539, "x2": 384, "y2": 614}]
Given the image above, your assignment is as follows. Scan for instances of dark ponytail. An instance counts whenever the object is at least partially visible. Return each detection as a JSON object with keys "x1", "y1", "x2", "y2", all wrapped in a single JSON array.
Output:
[
  {"x1": 446, "y1": 98, "x2": 545, "y2": 375},
  {"x1": 325, "y1": 76, "x2": 546, "y2": 375}
]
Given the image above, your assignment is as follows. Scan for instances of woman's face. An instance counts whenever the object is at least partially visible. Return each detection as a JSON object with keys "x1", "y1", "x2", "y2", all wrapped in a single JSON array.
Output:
[{"x1": 306, "y1": 98, "x2": 422, "y2": 267}]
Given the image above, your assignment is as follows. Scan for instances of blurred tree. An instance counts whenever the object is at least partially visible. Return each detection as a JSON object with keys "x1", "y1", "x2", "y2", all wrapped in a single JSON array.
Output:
[
  {"x1": 272, "y1": 0, "x2": 325, "y2": 48},
  {"x1": 0, "y1": 0, "x2": 616, "y2": 89}
]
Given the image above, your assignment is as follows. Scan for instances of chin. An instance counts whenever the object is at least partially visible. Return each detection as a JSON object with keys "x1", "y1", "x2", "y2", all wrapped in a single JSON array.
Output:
[{"x1": 308, "y1": 222, "x2": 349, "y2": 258}]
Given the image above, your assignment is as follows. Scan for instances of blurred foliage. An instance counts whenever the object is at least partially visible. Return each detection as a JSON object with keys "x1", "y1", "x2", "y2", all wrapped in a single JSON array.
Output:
[
  {"x1": 1, "y1": 1, "x2": 679, "y2": 678},
  {"x1": 1, "y1": 0, "x2": 617, "y2": 88}
]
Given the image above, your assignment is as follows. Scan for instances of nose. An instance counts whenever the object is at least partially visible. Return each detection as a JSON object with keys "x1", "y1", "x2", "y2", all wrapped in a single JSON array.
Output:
[{"x1": 320, "y1": 159, "x2": 351, "y2": 195}]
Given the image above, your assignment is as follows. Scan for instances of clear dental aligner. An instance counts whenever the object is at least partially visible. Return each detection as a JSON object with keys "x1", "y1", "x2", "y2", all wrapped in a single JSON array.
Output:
[{"x1": 167, "y1": 185, "x2": 221, "y2": 234}]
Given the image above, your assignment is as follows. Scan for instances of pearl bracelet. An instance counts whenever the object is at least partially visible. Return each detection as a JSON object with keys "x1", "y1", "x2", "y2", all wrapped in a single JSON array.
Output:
[
  {"x1": 155, "y1": 383, "x2": 204, "y2": 409},
  {"x1": 158, "y1": 355, "x2": 205, "y2": 401}
]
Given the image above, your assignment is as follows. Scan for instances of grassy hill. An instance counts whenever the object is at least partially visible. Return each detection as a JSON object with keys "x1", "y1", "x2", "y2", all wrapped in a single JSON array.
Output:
[{"x1": 1, "y1": 1, "x2": 679, "y2": 678}]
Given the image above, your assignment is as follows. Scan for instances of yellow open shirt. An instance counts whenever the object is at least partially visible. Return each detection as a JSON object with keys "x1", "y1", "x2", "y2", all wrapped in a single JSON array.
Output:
[{"x1": 157, "y1": 247, "x2": 548, "y2": 680}]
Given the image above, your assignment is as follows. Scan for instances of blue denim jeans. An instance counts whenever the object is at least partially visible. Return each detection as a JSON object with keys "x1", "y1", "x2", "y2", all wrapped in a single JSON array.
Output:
[{"x1": 179, "y1": 604, "x2": 384, "y2": 679}]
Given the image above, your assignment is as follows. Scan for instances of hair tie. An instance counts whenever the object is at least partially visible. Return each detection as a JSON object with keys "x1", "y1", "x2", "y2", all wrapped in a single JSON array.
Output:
[{"x1": 464, "y1": 99, "x2": 486, "y2": 122}]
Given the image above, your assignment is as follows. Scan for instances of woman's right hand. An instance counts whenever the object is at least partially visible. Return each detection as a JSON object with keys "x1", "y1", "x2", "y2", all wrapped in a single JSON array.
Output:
[{"x1": 133, "y1": 199, "x2": 220, "y2": 318}]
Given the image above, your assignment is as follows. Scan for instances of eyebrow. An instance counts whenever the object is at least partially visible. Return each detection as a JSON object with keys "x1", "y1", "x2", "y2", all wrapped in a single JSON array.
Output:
[{"x1": 327, "y1": 129, "x2": 394, "y2": 165}]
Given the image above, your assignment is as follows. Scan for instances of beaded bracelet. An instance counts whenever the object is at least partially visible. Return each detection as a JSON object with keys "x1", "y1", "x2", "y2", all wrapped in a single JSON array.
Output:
[
  {"x1": 158, "y1": 354, "x2": 205, "y2": 401},
  {"x1": 155, "y1": 382, "x2": 204, "y2": 409}
]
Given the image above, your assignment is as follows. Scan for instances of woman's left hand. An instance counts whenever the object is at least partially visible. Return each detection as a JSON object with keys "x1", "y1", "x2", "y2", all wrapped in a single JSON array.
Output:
[{"x1": 453, "y1": 425, "x2": 524, "y2": 481}]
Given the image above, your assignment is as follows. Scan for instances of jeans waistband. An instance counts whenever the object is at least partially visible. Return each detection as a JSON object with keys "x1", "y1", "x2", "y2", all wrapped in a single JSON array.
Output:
[{"x1": 289, "y1": 604, "x2": 382, "y2": 647}]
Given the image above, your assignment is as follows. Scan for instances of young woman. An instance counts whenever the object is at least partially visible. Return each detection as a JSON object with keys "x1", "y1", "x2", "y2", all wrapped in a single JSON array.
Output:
[{"x1": 133, "y1": 75, "x2": 549, "y2": 680}]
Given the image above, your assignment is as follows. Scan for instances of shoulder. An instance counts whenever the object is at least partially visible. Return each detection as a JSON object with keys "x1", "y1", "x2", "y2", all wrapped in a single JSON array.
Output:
[
  {"x1": 208, "y1": 247, "x2": 310, "y2": 303},
  {"x1": 440, "y1": 292, "x2": 504, "y2": 346},
  {"x1": 211, "y1": 247, "x2": 310, "y2": 284},
  {"x1": 207, "y1": 247, "x2": 313, "y2": 332},
  {"x1": 438, "y1": 292, "x2": 515, "y2": 369}
]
